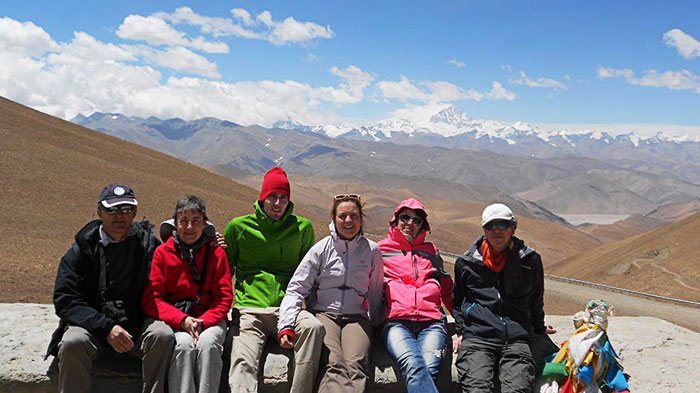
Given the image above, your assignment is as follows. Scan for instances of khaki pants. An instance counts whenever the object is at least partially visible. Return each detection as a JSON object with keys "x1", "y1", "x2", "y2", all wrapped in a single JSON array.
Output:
[
  {"x1": 315, "y1": 313, "x2": 372, "y2": 393},
  {"x1": 228, "y1": 307, "x2": 324, "y2": 393},
  {"x1": 57, "y1": 319, "x2": 174, "y2": 393}
]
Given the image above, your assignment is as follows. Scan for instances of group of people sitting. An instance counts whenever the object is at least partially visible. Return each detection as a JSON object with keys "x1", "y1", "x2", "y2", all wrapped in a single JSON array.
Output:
[{"x1": 47, "y1": 166, "x2": 554, "y2": 393}]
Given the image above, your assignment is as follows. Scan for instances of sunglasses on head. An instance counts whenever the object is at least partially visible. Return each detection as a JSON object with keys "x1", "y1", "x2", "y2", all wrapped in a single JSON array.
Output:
[
  {"x1": 483, "y1": 220, "x2": 514, "y2": 231},
  {"x1": 398, "y1": 213, "x2": 423, "y2": 226},
  {"x1": 333, "y1": 194, "x2": 362, "y2": 203},
  {"x1": 101, "y1": 205, "x2": 135, "y2": 215}
]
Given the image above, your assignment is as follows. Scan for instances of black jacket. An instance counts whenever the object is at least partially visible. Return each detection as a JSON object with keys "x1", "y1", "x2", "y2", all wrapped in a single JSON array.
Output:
[
  {"x1": 453, "y1": 235, "x2": 545, "y2": 342},
  {"x1": 45, "y1": 219, "x2": 158, "y2": 358}
]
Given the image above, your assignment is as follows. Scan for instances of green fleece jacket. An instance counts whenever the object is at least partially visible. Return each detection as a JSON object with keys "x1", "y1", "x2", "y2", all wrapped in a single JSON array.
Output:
[{"x1": 224, "y1": 201, "x2": 315, "y2": 309}]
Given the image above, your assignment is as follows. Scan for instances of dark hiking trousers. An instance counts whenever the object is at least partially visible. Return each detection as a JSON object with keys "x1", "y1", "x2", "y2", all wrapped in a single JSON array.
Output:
[{"x1": 456, "y1": 335, "x2": 535, "y2": 393}]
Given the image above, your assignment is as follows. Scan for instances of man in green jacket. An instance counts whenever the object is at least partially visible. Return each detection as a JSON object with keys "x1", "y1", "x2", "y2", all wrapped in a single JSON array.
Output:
[{"x1": 225, "y1": 167, "x2": 324, "y2": 393}]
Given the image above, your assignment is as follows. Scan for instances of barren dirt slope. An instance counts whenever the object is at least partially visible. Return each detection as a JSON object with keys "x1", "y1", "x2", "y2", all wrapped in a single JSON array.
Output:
[
  {"x1": 549, "y1": 211, "x2": 700, "y2": 302},
  {"x1": 0, "y1": 97, "x2": 323, "y2": 303}
]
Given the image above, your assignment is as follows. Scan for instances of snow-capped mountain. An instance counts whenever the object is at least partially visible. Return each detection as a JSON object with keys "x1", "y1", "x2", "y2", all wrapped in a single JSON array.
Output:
[
  {"x1": 69, "y1": 107, "x2": 700, "y2": 217},
  {"x1": 429, "y1": 104, "x2": 472, "y2": 125},
  {"x1": 278, "y1": 105, "x2": 700, "y2": 152},
  {"x1": 72, "y1": 105, "x2": 700, "y2": 187}
]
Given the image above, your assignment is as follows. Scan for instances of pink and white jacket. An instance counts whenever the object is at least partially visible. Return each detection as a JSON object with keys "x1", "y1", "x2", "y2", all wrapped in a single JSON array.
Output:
[{"x1": 378, "y1": 198, "x2": 454, "y2": 322}]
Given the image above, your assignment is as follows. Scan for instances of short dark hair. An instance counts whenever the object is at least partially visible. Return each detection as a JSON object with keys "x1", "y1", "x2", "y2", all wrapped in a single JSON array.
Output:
[{"x1": 172, "y1": 195, "x2": 208, "y2": 221}]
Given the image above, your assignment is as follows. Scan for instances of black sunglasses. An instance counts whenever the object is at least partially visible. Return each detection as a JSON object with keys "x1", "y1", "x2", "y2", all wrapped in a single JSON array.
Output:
[
  {"x1": 483, "y1": 220, "x2": 514, "y2": 231},
  {"x1": 101, "y1": 205, "x2": 135, "y2": 215},
  {"x1": 333, "y1": 194, "x2": 362, "y2": 203},
  {"x1": 398, "y1": 213, "x2": 423, "y2": 226}
]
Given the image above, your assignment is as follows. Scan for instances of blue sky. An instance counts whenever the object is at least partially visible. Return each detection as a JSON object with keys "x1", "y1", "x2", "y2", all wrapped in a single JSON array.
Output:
[{"x1": 1, "y1": 1, "x2": 699, "y2": 136}]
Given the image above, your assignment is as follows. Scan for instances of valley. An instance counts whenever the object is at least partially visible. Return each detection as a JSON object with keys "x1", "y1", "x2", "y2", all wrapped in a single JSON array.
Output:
[{"x1": 1, "y1": 95, "x2": 699, "y2": 306}]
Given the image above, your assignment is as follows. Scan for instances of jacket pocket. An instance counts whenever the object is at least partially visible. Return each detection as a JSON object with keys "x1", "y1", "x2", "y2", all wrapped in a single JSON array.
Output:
[{"x1": 464, "y1": 302, "x2": 504, "y2": 338}]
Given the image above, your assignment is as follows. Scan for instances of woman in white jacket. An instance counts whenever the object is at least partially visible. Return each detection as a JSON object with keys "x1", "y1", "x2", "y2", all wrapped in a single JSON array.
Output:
[{"x1": 278, "y1": 193, "x2": 384, "y2": 393}]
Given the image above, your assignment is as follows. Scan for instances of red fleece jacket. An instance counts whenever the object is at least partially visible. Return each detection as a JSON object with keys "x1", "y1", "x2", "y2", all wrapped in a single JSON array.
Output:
[{"x1": 142, "y1": 237, "x2": 233, "y2": 330}]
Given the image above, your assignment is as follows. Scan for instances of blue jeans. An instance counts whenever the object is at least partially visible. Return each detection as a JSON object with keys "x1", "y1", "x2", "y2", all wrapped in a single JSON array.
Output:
[{"x1": 382, "y1": 319, "x2": 448, "y2": 393}]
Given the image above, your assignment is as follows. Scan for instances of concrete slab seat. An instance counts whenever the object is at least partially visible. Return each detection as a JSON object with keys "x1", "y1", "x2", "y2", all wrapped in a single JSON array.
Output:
[{"x1": 1, "y1": 305, "x2": 458, "y2": 393}]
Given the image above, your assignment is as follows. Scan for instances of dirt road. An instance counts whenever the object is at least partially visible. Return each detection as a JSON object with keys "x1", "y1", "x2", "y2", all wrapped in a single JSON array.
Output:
[
  {"x1": 543, "y1": 278, "x2": 700, "y2": 332},
  {"x1": 442, "y1": 256, "x2": 700, "y2": 332}
]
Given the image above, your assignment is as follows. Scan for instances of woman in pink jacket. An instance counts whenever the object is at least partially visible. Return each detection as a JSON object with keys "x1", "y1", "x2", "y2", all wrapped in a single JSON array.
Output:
[{"x1": 378, "y1": 198, "x2": 454, "y2": 393}]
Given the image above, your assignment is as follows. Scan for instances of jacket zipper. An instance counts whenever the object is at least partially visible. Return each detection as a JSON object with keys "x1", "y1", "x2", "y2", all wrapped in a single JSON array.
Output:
[
  {"x1": 340, "y1": 240, "x2": 349, "y2": 311},
  {"x1": 413, "y1": 253, "x2": 418, "y2": 311}
]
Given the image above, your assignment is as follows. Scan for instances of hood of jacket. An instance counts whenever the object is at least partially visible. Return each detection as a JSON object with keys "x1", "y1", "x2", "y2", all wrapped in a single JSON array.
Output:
[
  {"x1": 73, "y1": 220, "x2": 103, "y2": 252},
  {"x1": 387, "y1": 198, "x2": 430, "y2": 247}
]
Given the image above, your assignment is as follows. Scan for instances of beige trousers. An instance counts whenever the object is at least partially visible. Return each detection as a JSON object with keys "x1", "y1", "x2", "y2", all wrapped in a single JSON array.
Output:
[
  {"x1": 170, "y1": 319, "x2": 227, "y2": 393},
  {"x1": 315, "y1": 313, "x2": 372, "y2": 393},
  {"x1": 228, "y1": 307, "x2": 324, "y2": 393}
]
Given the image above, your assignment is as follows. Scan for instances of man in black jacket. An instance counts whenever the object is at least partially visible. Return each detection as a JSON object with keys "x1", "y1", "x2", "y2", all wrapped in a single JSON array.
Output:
[
  {"x1": 46, "y1": 184, "x2": 174, "y2": 393},
  {"x1": 453, "y1": 203, "x2": 555, "y2": 393}
]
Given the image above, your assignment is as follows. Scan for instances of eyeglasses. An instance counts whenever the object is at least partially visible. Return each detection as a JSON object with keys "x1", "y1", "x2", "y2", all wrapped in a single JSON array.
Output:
[
  {"x1": 333, "y1": 194, "x2": 362, "y2": 203},
  {"x1": 101, "y1": 205, "x2": 135, "y2": 215},
  {"x1": 177, "y1": 218, "x2": 205, "y2": 228},
  {"x1": 398, "y1": 213, "x2": 423, "y2": 226},
  {"x1": 483, "y1": 220, "x2": 514, "y2": 231},
  {"x1": 265, "y1": 194, "x2": 289, "y2": 203}
]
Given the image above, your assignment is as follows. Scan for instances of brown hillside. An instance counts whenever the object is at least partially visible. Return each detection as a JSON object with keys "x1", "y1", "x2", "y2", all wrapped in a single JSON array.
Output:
[
  {"x1": 549, "y1": 212, "x2": 700, "y2": 302},
  {"x1": 0, "y1": 97, "x2": 323, "y2": 303},
  {"x1": 282, "y1": 177, "x2": 602, "y2": 265},
  {"x1": 575, "y1": 213, "x2": 667, "y2": 244}
]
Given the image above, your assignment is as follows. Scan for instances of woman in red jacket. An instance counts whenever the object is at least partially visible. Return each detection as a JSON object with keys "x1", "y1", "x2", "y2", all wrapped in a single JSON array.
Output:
[
  {"x1": 378, "y1": 198, "x2": 454, "y2": 393},
  {"x1": 142, "y1": 196, "x2": 233, "y2": 393}
]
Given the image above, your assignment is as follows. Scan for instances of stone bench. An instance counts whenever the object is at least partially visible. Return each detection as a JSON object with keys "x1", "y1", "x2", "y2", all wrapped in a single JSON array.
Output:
[{"x1": 1, "y1": 304, "x2": 460, "y2": 393}]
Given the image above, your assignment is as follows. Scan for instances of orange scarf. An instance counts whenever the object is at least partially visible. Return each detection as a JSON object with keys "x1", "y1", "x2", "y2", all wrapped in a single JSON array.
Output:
[{"x1": 481, "y1": 240, "x2": 507, "y2": 272}]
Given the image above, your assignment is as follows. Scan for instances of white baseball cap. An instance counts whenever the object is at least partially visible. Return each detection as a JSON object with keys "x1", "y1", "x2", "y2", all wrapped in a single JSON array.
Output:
[{"x1": 481, "y1": 203, "x2": 516, "y2": 227}]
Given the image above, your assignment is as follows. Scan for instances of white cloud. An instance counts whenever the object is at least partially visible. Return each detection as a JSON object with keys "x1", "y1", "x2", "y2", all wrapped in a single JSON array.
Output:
[
  {"x1": 53, "y1": 32, "x2": 134, "y2": 63},
  {"x1": 598, "y1": 66, "x2": 700, "y2": 93},
  {"x1": 152, "y1": 46, "x2": 220, "y2": 78},
  {"x1": 377, "y1": 76, "x2": 429, "y2": 102},
  {"x1": 117, "y1": 14, "x2": 229, "y2": 54},
  {"x1": 188, "y1": 37, "x2": 229, "y2": 54},
  {"x1": 0, "y1": 18, "x2": 359, "y2": 127},
  {"x1": 152, "y1": 7, "x2": 333, "y2": 46},
  {"x1": 0, "y1": 17, "x2": 59, "y2": 56},
  {"x1": 510, "y1": 70, "x2": 567, "y2": 90},
  {"x1": 378, "y1": 77, "x2": 515, "y2": 103},
  {"x1": 424, "y1": 81, "x2": 483, "y2": 101},
  {"x1": 448, "y1": 57, "x2": 465, "y2": 68},
  {"x1": 117, "y1": 15, "x2": 186, "y2": 46},
  {"x1": 231, "y1": 9, "x2": 254, "y2": 27},
  {"x1": 389, "y1": 102, "x2": 451, "y2": 125},
  {"x1": 330, "y1": 65, "x2": 374, "y2": 102},
  {"x1": 663, "y1": 29, "x2": 700, "y2": 60},
  {"x1": 255, "y1": 10, "x2": 334, "y2": 46},
  {"x1": 487, "y1": 81, "x2": 516, "y2": 101},
  {"x1": 158, "y1": 7, "x2": 240, "y2": 38}
]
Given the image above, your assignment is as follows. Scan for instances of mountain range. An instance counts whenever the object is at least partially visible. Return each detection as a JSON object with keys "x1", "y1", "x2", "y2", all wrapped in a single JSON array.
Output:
[
  {"x1": 72, "y1": 107, "x2": 700, "y2": 220},
  {"x1": 3, "y1": 95, "x2": 699, "y2": 305},
  {"x1": 274, "y1": 105, "x2": 700, "y2": 184}
]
